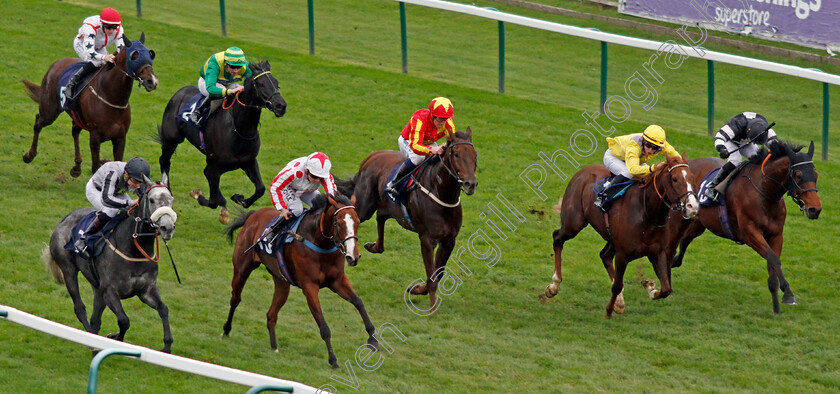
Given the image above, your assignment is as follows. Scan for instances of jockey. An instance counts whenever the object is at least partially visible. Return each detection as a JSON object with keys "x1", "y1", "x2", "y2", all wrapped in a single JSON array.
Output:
[
  {"x1": 269, "y1": 152, "x2": 337, "y2": 221},
  {"x1": 189, "y1": 47, "x2": 252, "y2": 123},
  {"x1": 704, "y1": 112, "x2": 777, "y2": 203},
  {"x1": 594, "y1": 125, "x2": 680, "y2": 211},
  {"x1": 66, "y1": 8, "x2": 127, "y2": 99},
  {"x1": 385, "y1": 97, "x2": 455, "y2": 199},
  {"x1": 74, "y1": 157, "x2": 150, "y2": 254}
]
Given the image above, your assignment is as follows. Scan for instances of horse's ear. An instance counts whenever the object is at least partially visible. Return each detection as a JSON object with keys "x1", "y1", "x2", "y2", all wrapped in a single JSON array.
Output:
[
  {"x1": 681, "y1": 152, "x2": 688, "y2": 162},
  {"x1": 122, "y1": 35, "x2": 132, "y2": 48},
  {"x1": 148, "y1": 50, "x2": 156, "y2": 60},
  {"x1": 350, "y1": 195, "x2": 357, "y2": 205},
  {"x1": 142, "y1": 174, "x2": 153, "y2": 188},
  {"x1": 808, "y1": 141, "x2": 815, "y2": 158},
  {"x1": 326, "y1": 193, "x2": 337, "y2": 206},
  {"x1": 139, "y1": 32, "x2": 145, "y2": 44},
  {"x1": 445, "y1": 129, "x2": 455, "y2": 143},
  {"x1": 465, "y1": 126, "x2": 472, "y2": 139}
]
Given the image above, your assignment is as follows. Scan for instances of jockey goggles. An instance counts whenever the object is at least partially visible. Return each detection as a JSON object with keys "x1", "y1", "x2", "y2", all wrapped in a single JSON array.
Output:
[
  {"x1": 103, "y1": 23, "x2": 119, "y2": 30},
  {"x1": 643, "y1": 140, "x2": 661, "y2": 152}
]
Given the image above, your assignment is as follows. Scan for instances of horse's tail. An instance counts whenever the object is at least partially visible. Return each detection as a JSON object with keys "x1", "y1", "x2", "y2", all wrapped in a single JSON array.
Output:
[
  {"x1": 153, "y1": 124, "x2": 163, "y2": 145},
  {"x1": 225, "y1": 210, "x2": 257, "y2": 244},
  {"x1": 42, "y1": 243, "x2": 64, "y2": 285},
  {"x1": 334, "y1": 174, "x2": 357, "y2": 198},
  {"x1": 553, "y1": 196, "x2": 563, "y2": 215},
  {"x1": 21, "y1": 79, "x2": 41, "y2": 102}
]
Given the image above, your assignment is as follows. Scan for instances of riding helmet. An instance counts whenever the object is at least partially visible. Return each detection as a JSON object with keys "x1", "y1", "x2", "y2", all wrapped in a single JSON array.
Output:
[
  {"x1": 124, "y1": 157, "x2": 151, "y2": 182},
  {"x1": 429, "y1": 97, "x2": 454, "y2": 119},
  {"x1": 746, "y1": 117, "x2": 770, "y2": 144},
  {"x1": 224, "y1": 47, "x2": 248, "y2": 67},
  {"x1": 100, "y1": 8, "x2": 121, "y2": 25},
  {"x1": 642, "y1": 125, "x2": 667, "y2": 147},
  {"x1": 306, "y1": 152, "x2": 332, "y2": 179}
]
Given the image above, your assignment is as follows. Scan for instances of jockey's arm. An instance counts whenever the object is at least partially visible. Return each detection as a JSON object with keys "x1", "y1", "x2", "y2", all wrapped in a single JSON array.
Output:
[
  {"x1": 202, "y1": 61, "x2": 226, "y2": 97},
  {"x1": 320, "y1": 175, "x2": 337, "y2": 196},
  {"x1": 624, "y1": 148, "x2": 652, "y2": 178}
]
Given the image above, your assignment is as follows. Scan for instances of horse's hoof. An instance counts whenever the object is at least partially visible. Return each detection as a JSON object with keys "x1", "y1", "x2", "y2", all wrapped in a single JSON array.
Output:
[
  {"x1": 69, "y1": 167, "x2": 82, "y2": 178},
  {"x1": 364, "y1": 242, "x2": 383, "y2": 254},
  {"x1": 107, "y1": 332, "x2": 120, "y2": 340},
  {"x1": 231, "y1": 194, "x2": 246, "y2": 207},
  {"x1": 219, "y1": 208, "x2": 230, "y2": 225},
  {"x1": 538, "y1": 293, "x2": 550, "y2": 304},
  {"x1": 408, "y1": 284, "x2": 428, "y2": 295},
  {"x1": 189, "y1": 189, "x2": 202, "y2": 200},
  {"x1": 782, "y1": 295, "x2": 797, "y2": 305},
  {"x1": 22, "y1": 153, "x2": 34, "y2": 163}
]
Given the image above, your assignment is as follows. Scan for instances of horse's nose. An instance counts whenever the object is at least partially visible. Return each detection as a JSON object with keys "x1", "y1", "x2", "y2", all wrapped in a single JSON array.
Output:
[
  {"x1": 463, "y1": 180, "x2": 477, "y2": 195},
  {"x1": 274, "y1": 102, "x2": 287, "y2": 118},
  {"x1": 146, "y1": 75, "x2": 158, "y2": 91},
  {"x1": 346, "y1": 255, "x2": 358, "y2": 267},
  {"x1": 807, "y1": 207, "x2": 822, "y2": 219},
  {"x1": 685, "y1": 195, "x2": 700, "y2": 218}
]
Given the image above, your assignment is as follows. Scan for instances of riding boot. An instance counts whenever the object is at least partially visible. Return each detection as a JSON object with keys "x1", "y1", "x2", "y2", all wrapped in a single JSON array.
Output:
[
  {"x1": 594, "y1": 174, "x2": 629, "y2": 212},
  {"x1": 704, "y1": 162, "x2": 736, "y2": 202},
  {"x1": 73, "y1": 211, "x2": 110, "y2": 255},
  {"x1": 385, "y1": 159, "x2": 416, "y2": 199},
  {"x1": 189, "y1": 95, "x2": 212, "y2": 123},
  {"x1": 65, "y1": 62, "x2": 98, "y2": 99}
]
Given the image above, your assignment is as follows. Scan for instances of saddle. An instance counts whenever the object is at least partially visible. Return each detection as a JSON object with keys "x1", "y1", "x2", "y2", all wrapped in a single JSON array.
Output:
[
  {"x1": 57, "y1": 62, "x2": 95, "y2": 111},
  {"x1": 698, "y1": 161, "x2": 750, "y2": 207},
  {"x1": 593, "y1": 175, "x2": 636, "y2": 211},
  {"x1": 384, "y1": 157, "x2": 436, "y2": 205},
  {"x1": 176, "y1": 93, "x2": 226, "y2": 152},
  {"x1": 252, "y1": 212, "x2": 308, "y2": 287},
  {"x1": 63, "y1": 211, "x2": 126, "y2": 259}
]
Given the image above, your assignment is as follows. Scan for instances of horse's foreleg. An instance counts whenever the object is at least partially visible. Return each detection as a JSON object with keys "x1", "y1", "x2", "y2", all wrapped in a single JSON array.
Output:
[
  {"x1": 768, "y1": 233, "x2": 795, "y2": 305},
  {"x1": 744, "y1": 229, "x2": 783, "y2": 314},
  {"x1": 412, "y1": 237, "x2": 438, "y2": 312},
  {"x1": 223, "y1": 256, "x2": 260, "y2": 338},
  {"x1": 642, "y1": 252, "x2": 673, "y2": 300},
  {"x1": 90, "y1": 292, "x2": 107, "y2": 335},
  {"x1": 138, "y1": 286, "x2": 173, "y2": 353},
  {"x1": 88, "y1": 131, "x2": 103, "y2": 175},
  {"x1": 605, "y1": 254, "x2": 629, "y2": 318},
  {"x1": 363, "y1": 214, "x2": 387, "y2": 254},
  {"x1": 543, "y1": 222, "x2": 586, "y2": 300},
  {"x1": 266, "y1": 276, "x2": 291, "y2": 352},
  {"x1": 597, "y1": 242, "x2": 625, "y2": 314},
  {"x1": 329, "y1": 275, "x2": 378, "y2": 350},
  {"x1": 196, "y1": 165, "x2": 229, "y2": 223},
  {"x1": 671, "y1": 220, "x2": 705, "y2": 268},
  {"x1": 23, "y1": 114, "x2": 48, "y2": 164},
  {"x1": 112, "y1": 135, "x2": 126, "y2": 163},
  {"x1": 427, "y1": 237, "x2": 457, "y2": 306},
  {"x1": 232, "y1": 161, "x2": 265, "y2": 208},
  {"x1": 101, "y1": 287, "x2": 130, "y2": 341},
  {"x1": 70, "y1": 125, "x2": 83, "y2": 177},
  {"x1": 301, "y1": 283, "x2": 339, "y2": 369}
]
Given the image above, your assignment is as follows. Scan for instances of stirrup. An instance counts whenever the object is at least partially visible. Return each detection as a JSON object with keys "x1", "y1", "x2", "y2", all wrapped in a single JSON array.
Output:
[
  {"x1": 189, "y1": 110, "x2": 201, "y2": 123},
  {"x1": 385, "y1": 184, "x2": 399, "y2": 199}
]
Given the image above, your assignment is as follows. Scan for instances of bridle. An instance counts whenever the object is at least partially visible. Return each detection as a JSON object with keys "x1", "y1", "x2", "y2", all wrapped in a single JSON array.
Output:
[
  {"x1": 439, "y1": 140, "x2": 475, "y2": 192},
  {"x1": 757, "y1": 152, "x2": 819, "y2": 211},
  {"x1": 124, "y1": 184, "x2": 174, "y2": 262},
  {"x1": 319, "y1": 205, "x2": 358, "y2": 255},
  {"x1": 222, "y1": 70, "x2": 282, "y2": 111},
  {"x1": 650, "y1": 163, "x2": 695, "y2": 220}
]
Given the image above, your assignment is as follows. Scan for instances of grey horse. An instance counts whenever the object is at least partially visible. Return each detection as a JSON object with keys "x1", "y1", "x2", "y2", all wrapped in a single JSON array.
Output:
[{"x1": 43, "y1": 177, "x2": 177, "y2": 352}]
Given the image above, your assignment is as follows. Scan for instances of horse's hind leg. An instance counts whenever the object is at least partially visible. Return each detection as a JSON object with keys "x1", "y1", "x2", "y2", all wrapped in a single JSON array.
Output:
[
  {"x1": 266, "y1": 276, "x2": 291, "y2": 351},
  {"x1": 159, "y1": 131, "x2": 184, "y2": 187},
  {"x1": 363, "y1": 214, "x2": 388, "y2": 254},
  {"x1": 60, "y1": 266, "x2": 93, "y2": 332},
  {"x1": 138, "y1": 286, "x2": 173, "y2": 353},
  {"x1": 69, "y1": 125, "x2": 84, "y2": 177},
  {"x1": 301, "y1": 283, "x2": 339, "y2": 369},
  {"x1": 329, "y1": 274, "x2": 378, "y2": 350},
  {"x1": 223, "y1": 257, "x2": 260, "y2": 337},
  {"x1": 101, "y1": 287, "x2": 130, "y2": 341},
  {"x1": 193, "y1": 164, "x2": 230, "y2": 224},
  {"x1": 231, "y1": 160, "x2": 265, "y2": 208},
  {"x1": 23, "y1": 105, "x2": 60, "y2": 164},
  {"x1": 542, "y1": 214, "x2": 588, "y2": 300}
]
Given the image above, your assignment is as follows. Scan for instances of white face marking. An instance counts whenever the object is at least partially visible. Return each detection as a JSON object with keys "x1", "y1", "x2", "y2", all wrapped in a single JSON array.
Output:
[
  {"x1": 679, "y1": 169, "x2": 700, "y2": 216},
  {"x1": 342, "y1": 212, "x2": 356, "y2": 257}
]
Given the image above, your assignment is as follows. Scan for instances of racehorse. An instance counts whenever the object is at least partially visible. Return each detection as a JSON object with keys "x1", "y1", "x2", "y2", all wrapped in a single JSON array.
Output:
[
  {"x1": 541, "y1": 154, "x2": 700, "y2": 318},
  {"x1": 336, "y1": 129, "x2": 477, "y2": 313},
  {"x1": 43, "y1": 179, "x2": 177, "y2": 352},
  {"x1": 671, "y1": 140, "x2": 821, "y2": 314},
  {"x1": 223, "y1": 194, "x2": 378, "y2": 369},
  {"x1": 157, "y1": 60, "x2": 286, "y2": 225},
  {"x1": 22, "y1": 32, "x2": 157, "y2": 177}
]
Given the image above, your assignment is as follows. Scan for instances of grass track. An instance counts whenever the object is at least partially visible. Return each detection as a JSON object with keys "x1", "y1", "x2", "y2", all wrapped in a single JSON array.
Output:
[{"x1": 1, "y1": 1, "x2": 839, "y2": 392}]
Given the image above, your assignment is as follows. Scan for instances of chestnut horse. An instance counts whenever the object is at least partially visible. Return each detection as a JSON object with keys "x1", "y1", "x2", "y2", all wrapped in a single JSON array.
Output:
[
  {"x1": 541, "y1": 154, "x2": 700, "y2": 318},
  {"x1": 336, "y1": 129, "x2": 477, "y2": 313},
  {"x1": 672, "y1": 140, "x2": 821, "y2": 314},
  {"x1": 22, "y1": 33, "x2": 157, "y2": 176},
  {"x1": 158, "y1": 61, "x2": 286, "y2": 225},
  {"x1": 223, "y1": 194, "x2": 378, "y2": 369}
]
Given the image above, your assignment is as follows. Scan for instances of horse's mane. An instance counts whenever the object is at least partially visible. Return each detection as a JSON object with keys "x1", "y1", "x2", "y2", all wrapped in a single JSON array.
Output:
[
  {"x1": 748, "y1": 140, "x2": 804, "y2": 166},
  {"x1": 249, "y1": 60, "x2": 270, "y2": 74},
  {"x1": 309, "y1": 193, "x2": 353, "y2": 213}
]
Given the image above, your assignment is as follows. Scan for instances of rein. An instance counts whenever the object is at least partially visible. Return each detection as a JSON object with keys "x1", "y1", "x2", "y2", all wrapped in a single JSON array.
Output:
[
  {"x1": 650, "y1": 163, "x2": 694, "y2": 218},
  {"x1": 301, "y1": 204, "x2": 357, "y2": 255},
  {"x1": 120, "y1": 184, "x2": 173, "y2": 263},
  {"x1": 413, "y1": 140, "x2": 474, "y2": 208},
  {"x1": 755, "y1": 153, "x2": 819, "y2": 210}
]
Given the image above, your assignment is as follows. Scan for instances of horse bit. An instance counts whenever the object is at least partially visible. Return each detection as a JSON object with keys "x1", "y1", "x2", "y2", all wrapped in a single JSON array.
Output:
[{"x1": 319, "y1": 205, "x2": 358, "y2": 255}]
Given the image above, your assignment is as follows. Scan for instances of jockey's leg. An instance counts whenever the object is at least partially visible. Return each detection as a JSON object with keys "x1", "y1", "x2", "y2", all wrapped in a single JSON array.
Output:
[
  {"x1": 594, "y1": 174, "x2": 629, "y2": 211},
  {"x1": 66, "y1": 62, "x2": 98, "y2": 99},
  {"x1": 385, "y1": 159, "x2": 416, "y2": 198},
  {"x1": 704, "y1": 162, "x2": 736, "y2": 202},
  {"x1": 189, "y1": 94, "x2": 211, "y2": 123},
  {"x1": 73, "y1": 211, "x2": 111, "y2": 253}
]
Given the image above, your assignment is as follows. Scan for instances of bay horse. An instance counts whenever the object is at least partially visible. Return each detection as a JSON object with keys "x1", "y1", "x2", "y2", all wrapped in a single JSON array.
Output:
[
  {"x1": 157, "y1": 60, "x2": 287, "y2": 225},
  {"x1": 671, "y1": 140, "x2": 821, "y2": 314},
  {"x1": 336, "y1": 129, "x2": 477, "y2": 313},
  {"x1": 223, "y1": 194, "x2": 378, "y2": 369},
  {"x1": 22, "y1": 33, "x2": 158, "y2": 177},
  {"x1": 43, "y1": 179, "x2": 177, "y2": 352},
  {"x1": 541, "y1": 154, "x2": 700, "y2": 318}
]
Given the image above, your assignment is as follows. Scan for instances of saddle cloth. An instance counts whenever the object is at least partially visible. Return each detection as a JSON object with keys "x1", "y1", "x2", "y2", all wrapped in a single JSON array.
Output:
[
  {"x1": 57, "y1": 62, "x2": 89, "y2": 111},
  {"x1": 253, "y1": 212, "x2": 309, "y2": 287},
  {"x1": 592, "y1": 175, "x2": 636, "y2": 210},
  {"x1": 63, "y1": 211, "x2": 126, "y2": 258}
]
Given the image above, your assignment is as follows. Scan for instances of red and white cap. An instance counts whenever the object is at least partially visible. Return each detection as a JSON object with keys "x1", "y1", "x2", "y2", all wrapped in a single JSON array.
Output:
[
  {"x1": 100, "y1": 8, "x2": 121, "y2": 25},
  {"x1": 306, "y1": 152, "x2": 332, "y2": 179}
]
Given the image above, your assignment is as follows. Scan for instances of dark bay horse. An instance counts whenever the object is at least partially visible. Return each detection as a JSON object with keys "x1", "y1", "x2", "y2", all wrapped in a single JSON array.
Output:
[
  {"x1": 44, "y1": 180, "x2": 177, "y2": 352},
  {"x1": 336, "y1": 129, "x2": 477, "y2": 313},
  {"x1": 672, "y1": 140, "x2": 821, "y2": 314},
  {"x1": 22, "y1": 33, "x2": 157, "y2": 177},
  {"x1": 158, "y1": 61, "x2": 287, "y2": 225},
  {"x1": 223, "y1": 194, "x2": 378, "y2": 369},
  {"x1": 541, "y1": 154, "x2": 700, "y2": 318}
]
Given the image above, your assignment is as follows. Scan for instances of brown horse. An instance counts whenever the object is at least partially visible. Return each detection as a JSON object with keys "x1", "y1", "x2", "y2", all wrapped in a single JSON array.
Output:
[
  {"x1": 672, "y1": 140, "x2": 821, "y2": 314},
  {"x1": 336, "y1": 129, "x2": 477, "y2": 313},
  {"x1": 223, "y1": 194, "x2": 378, "y2": 369},
  {"x1": 21, "y1": 33, "x2": 157, "y2": 177},
  {"x1": 541, "y1": 154, "x2": 700, "y2": 318}
]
